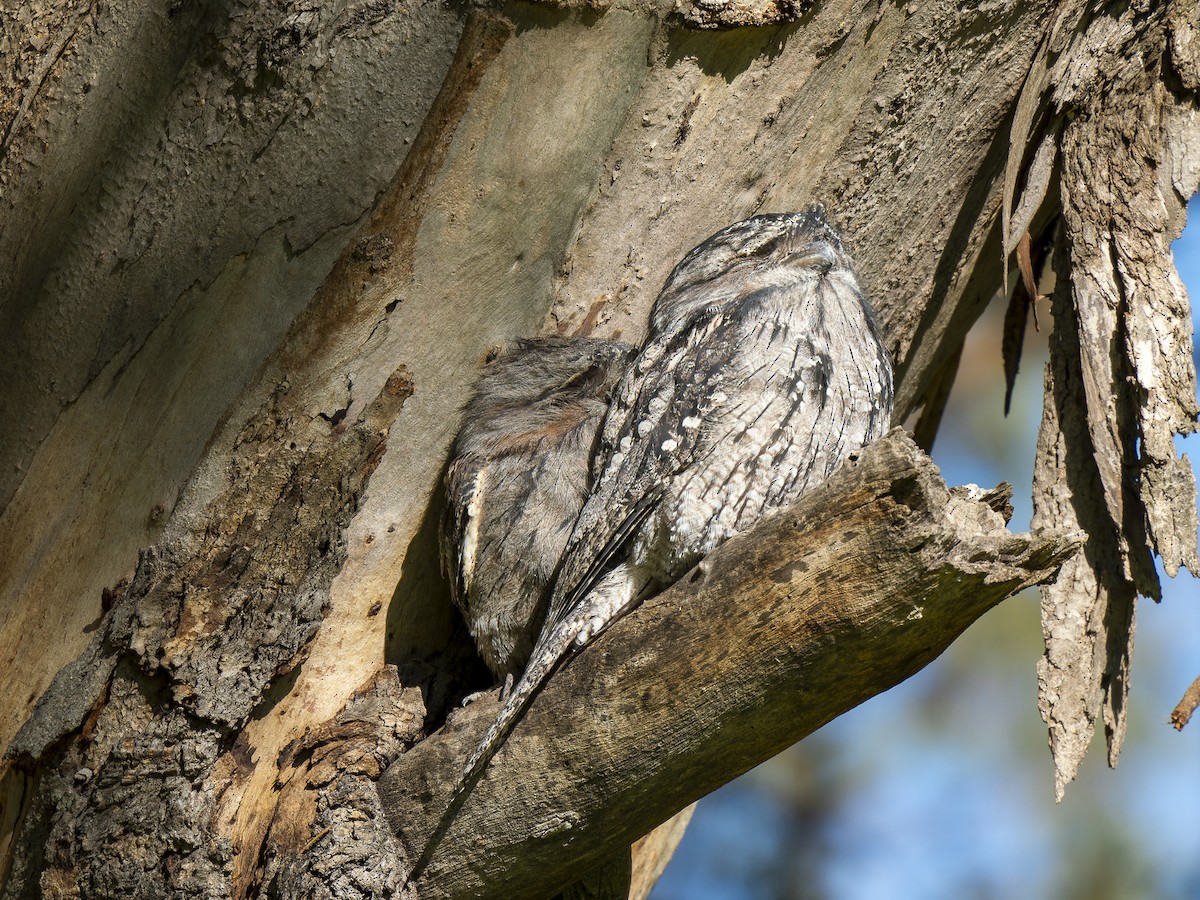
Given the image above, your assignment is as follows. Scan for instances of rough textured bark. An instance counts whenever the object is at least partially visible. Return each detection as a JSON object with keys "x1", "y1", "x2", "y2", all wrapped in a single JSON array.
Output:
[
  {"x1": 3, "y1": 371, "x2": 411, "y2": 897},
  {"x1": 1, "y1": 0, "x2": 1196, "y2": 897},
  {"x1": 378, "y1": 431, "x2": 1076, "y2": 900},
  {"x1": 1017, "y1": 0, "x2": 1200, "y2": 799}
]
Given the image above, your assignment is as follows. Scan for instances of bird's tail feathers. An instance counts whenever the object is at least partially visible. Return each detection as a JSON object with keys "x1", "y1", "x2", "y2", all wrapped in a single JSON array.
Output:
[
  {"x1": 406, "y1": 622, "x2": 577, "y2": 887},
  {"x1": 457, "y1": 616, "x2": 577, "y2": 790}
]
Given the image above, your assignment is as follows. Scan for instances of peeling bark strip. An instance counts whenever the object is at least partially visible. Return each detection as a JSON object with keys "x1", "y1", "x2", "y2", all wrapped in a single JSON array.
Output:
[
  {"x1": 2, "y1": 376, "x2": 410, "y2": 900},
  {"x1": 1033, "y1": 272, "x2": 1138, "y2": 801},
  {"x1": 380, "y1": 431, "x2": 1078, "y2": 900},
  {"x1": 1023, "y1": 0, "x2": 1200, "y2": 799}
]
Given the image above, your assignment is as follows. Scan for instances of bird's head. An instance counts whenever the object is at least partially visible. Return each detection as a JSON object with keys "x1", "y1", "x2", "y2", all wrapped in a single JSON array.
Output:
[{"x1": 649, "y1": 205, "x2": 855, "y2": 335}]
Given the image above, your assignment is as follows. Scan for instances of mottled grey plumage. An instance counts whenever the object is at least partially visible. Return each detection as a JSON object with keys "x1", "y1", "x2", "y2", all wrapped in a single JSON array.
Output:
[
  {"x1": 456, "y1": 206, "x2": 894, "y2": 791},
  {"x1": 441, "y1": 336, "x2": 635, "y2": 679}
]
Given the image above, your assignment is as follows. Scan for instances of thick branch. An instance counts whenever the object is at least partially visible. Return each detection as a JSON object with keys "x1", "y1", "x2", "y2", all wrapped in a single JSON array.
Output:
[{"x1": 379, "y1": 430, "x2": 1078, "y2": 900}]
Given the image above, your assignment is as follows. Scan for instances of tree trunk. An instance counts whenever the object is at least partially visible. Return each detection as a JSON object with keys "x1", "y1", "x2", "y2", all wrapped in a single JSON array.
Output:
[{"x1": 1, "y1": 1, "x2": 1195, "y2": 898}]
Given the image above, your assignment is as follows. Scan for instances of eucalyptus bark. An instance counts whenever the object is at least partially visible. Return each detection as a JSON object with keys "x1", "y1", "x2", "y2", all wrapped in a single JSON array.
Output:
[
  {"x1": 1011, "y1": 0, "x2": 1200, "y2": 798},
  {"x1": 1, "y1": 0, "x2": 1196, "y2": 898}
]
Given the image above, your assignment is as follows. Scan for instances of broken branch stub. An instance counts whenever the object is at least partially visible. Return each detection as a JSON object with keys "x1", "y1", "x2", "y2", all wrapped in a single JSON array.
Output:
[{"x1": 379, "y1": 429, "x2": 1078, "y2": 900}]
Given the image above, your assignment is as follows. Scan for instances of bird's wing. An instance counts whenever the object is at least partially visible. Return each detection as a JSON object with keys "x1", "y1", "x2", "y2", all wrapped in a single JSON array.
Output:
[{"x1": 543, "y1": 299, "x2": 756, "y2": 632}]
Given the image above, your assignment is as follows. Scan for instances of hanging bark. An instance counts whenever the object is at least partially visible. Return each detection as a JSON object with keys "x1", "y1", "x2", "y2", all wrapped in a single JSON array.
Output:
[
  {"x1": 1, "y1": 0, "x2": 1196, "y2": 897},
  {"x1": 1012, "y1": 0, "x2": 1200, "y2": 799}
]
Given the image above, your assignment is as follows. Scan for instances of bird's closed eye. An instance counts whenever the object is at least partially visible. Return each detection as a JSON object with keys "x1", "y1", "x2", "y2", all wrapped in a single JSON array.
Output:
[{"x1": 737, "y1": 234, "x2": 784, "y2": 261}]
